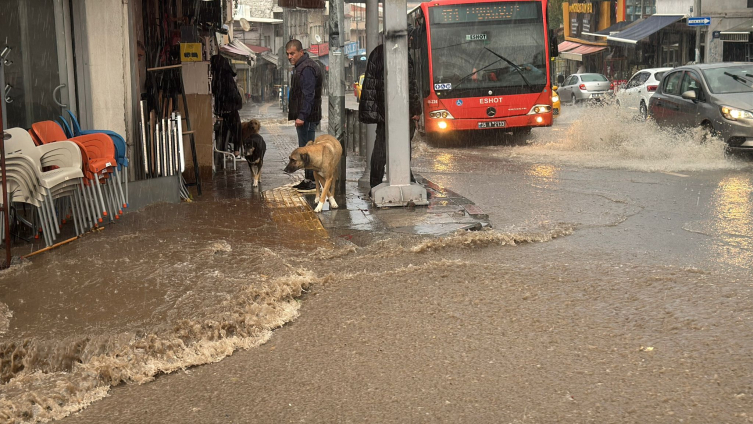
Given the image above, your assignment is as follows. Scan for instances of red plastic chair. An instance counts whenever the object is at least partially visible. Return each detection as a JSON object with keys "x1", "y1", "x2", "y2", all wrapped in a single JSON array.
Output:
[{"x1": 31, "y1": 121, "x2": 121, "y2": 224}]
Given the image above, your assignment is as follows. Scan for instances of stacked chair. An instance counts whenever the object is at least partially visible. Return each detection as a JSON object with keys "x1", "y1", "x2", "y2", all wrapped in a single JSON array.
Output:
[
  {"x1": 1, "y1": 117, "x2": 131, "y2": 248},
  {"x1": 30, "y1": 121, "x2": 126, "y2": 226},
  {"x1": 1, "y1": 128, "x2": 85, "y2": 247}
]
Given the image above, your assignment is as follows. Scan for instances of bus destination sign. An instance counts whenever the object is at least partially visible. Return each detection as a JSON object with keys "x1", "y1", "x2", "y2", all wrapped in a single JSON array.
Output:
[{"x1": 431, "y1": 2, "x2": 539, "y2": 24}]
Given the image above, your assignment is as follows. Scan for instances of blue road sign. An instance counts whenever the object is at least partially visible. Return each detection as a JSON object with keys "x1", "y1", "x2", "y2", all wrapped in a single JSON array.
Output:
[{"x1": 687, "y1": 17, "x2": 711, "y2": 26}]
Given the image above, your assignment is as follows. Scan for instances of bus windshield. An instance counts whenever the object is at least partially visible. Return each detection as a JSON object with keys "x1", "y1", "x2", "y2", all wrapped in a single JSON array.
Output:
[{"x1": 429, "y1": 1, "x2": 547, "y2": 98}]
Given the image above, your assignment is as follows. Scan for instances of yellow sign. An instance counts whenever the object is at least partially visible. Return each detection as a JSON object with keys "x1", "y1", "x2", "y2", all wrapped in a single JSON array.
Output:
[
  {"x1": 569, "y1": 2, "x2": 593, "y2": 13},
  {"x1": 180, "y1": 43, "x2": 202, "y2": 62}
]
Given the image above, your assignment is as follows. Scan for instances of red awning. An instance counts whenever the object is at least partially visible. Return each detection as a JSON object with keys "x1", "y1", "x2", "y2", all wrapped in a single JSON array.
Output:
[
  {"x1": 243, "y1": 44, "x2": 271, "y2": 54},
  {"x1": 559, "y1": 41, "x2": 606, "y2": 61},
  {"x1": 558, "y1": 41, "x2": 581, "y2": 52}
]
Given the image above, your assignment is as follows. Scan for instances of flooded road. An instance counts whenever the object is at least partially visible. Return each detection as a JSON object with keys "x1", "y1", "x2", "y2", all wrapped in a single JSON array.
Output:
[{"x1": 3, "y1": 103, "x2": 753, "y2": 423}]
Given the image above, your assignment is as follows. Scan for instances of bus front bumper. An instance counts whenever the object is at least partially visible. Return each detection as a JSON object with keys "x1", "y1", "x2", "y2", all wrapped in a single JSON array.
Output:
[{"x1": 426, "y1": 112, "x2": 553, "y2": 133}]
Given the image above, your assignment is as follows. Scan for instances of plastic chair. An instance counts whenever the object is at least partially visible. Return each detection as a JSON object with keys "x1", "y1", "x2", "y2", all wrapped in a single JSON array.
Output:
[
  {"x1": 30, "y1": 121, "x2": 122, "y2": 225},
  {"x1": 2, "y1": 128, "x2": 86, "y2": 245},
  {"x1": 65, "y1": 110, "x2": 129, "y2": 207}
]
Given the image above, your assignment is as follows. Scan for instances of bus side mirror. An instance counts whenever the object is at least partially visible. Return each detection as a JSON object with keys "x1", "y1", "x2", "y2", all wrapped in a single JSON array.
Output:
[{"x1": 549, "y1": 29, "x2": 559, "y2": 58}]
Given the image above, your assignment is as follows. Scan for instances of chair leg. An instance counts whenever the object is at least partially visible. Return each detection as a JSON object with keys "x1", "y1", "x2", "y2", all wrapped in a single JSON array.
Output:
[
  {"x1": 104, "y1": 179, "x2": 117, "y2": 221},
  {"x1": 45, "y1": 188, "x2": 61, "y2": 234},
  {"x1": 76, "y1": 185, "x2": 92, "y2": 230},
  {"x1": 70, "y1": 194, "x2": 80, "y2": 236},
  {"x1": 114, "y1": 167, "x2": 127, "y2": 209},
  {"x1": 37, "y1": 207, "x2": 51, "y2": 247},
  {"x1": 94, "y1": 174, "x2": 108, "y2": 218},
  {"x1": 108, "y1": 177, "x2": 122, "y2": 216},
  {"x1": 84, "y1": 180, "x2": 101, "y2": 225}
]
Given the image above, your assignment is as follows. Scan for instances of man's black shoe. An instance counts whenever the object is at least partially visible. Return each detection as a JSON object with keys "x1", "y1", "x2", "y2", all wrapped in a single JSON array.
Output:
[{"x1": 296, "y1": 180, "x2": 317, "y2": 193}]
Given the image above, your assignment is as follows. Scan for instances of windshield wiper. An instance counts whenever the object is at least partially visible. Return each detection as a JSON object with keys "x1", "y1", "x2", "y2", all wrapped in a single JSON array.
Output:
[
  {"x1": 483, "y1": 48, "x2": 536, "y2": 93},
  {"x1": 724, "y1": 71, "x2": 753, "y2": 88}
]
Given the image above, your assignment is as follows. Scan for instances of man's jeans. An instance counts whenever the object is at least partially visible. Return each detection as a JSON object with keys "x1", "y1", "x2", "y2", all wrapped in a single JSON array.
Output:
[{"x1": 296, "y1": 121, "x2": 318, "y2": 181}]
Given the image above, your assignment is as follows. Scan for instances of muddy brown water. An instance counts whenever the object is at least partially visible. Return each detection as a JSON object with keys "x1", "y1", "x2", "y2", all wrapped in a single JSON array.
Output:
[{"x1": 2, "y1": 106, "x2": 753, "y2": 423}]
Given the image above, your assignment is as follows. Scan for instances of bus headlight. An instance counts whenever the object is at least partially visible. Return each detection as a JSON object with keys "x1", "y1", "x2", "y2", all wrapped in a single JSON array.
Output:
[
  {"x1": 438, "y1": 121, "x2": 448, "y2": 129},
  {"x1": 528, "y1": 105, "x2": 552, "y2": 115},
  {"x1": 429, "y1": 110, "x2": 454, "y2": 119}
]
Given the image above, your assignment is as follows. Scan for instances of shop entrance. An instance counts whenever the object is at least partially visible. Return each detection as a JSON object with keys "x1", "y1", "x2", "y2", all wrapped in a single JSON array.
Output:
[{"x1": 0, "y1": 0, "x2": 77, "y2": 129}]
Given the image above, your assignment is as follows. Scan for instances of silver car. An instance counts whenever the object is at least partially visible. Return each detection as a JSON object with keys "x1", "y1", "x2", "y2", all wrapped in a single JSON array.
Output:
[
  {"x1": 648, "y1": 63, "x2": 753, "y2": 152},
  {"x1": 558, "y1": 73, "x2": 613, "y2": 105}
]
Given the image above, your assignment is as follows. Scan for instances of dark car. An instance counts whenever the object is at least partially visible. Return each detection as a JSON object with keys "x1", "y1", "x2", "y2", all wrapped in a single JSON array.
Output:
[{"x1": 648, "y1": 62, "x2": 753, "y2": 151}]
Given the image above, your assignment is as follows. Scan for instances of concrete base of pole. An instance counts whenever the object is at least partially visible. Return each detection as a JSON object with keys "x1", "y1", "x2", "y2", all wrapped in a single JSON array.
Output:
[{"x1": 371, "y1": 182, "x2": 429, "y2": 208}]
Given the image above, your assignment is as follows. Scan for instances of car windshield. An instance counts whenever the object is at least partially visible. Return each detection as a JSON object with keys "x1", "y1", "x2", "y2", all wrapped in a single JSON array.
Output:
[
  {"x1": 580, "y1": 74, "x2": 608, "y2": 82},
  {"x1": 428, "y1": 1, "x2": 547, "y2": 98},
  {"x1": 702, "y1": 65, "x2": 753, "y2": 94}
]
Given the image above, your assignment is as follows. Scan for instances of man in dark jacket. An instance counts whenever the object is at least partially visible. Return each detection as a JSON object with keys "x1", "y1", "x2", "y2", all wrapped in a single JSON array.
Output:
[
  {"x1": 286, "y1": 39, "x2": 323, "y2": 193},
  {"x1": 358, "y1": 44, "x2": 421, "y2": 189},
  {"x1": 210, "y1": 54, "x2": 243, "y2": 158}
]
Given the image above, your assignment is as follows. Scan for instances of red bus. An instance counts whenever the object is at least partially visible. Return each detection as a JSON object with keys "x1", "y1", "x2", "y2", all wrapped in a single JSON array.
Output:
[{"x1": 408, "y1": 0, "x2": 559, "y2": 144}]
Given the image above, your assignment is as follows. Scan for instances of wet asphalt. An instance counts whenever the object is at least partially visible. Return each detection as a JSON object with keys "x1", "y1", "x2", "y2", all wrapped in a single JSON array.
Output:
[{"x1": 4, "y1": 96, "x2": 753, "y2": 423}]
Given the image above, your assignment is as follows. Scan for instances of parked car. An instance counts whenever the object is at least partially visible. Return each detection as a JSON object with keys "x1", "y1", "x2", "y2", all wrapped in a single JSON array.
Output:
[
  {"x1": 354, "y1": 74, "x2": 365, "y2": 102},
  {"x1": 558, "y1": 73, "x2": 613, "y2": 105},
  {"x1": 552, "y1": 85, "x2": 560, "y2": 116},
  {"x1": 648, "y1": 62, "x2": 753, "y2": 152},
  {"x1": 616, "y1": 67, "x2": 672, "y2": 120}
]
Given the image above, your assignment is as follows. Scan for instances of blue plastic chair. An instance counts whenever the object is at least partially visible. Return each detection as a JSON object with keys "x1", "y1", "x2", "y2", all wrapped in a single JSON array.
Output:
[
  {"x1": 57, "y1": 116, "x2": 74, "y2": 138},
  {"x1": 65, "y1": 110, "x2": 129, "y2": 208}
]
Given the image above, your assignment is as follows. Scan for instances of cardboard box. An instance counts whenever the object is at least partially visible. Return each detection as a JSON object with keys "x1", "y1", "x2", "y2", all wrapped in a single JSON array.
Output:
[{"x1": 180, "y1": 43, "x2": 202, "y2": 62}]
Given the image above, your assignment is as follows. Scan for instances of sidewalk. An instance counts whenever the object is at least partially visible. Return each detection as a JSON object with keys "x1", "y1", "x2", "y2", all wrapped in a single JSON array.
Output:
[{"x1": 236, "y1": 97, "x2": 492, "y2": 243}]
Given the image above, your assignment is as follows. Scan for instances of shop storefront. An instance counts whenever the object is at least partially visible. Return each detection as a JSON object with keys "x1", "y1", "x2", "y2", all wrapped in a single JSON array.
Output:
[{"x1": 720, "y1": 19, "x2": 753, "y2": 61}]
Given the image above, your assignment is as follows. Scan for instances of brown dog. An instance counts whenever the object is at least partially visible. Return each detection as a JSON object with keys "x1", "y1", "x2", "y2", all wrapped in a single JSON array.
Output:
[
  {"x1": 284, "y1": 134, "x2": 343, "y2": 213},
  {"x1": 240, "y1": 119, "x2": 266, "y2": 187}
]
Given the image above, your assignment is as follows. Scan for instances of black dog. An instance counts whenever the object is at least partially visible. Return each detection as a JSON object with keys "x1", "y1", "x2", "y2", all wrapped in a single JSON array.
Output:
[{"x1": 241, "y1": 119, "x2": 266, "y2": 187}]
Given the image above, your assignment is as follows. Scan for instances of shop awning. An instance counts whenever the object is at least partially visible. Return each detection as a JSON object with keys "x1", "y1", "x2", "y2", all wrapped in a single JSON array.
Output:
[
  {"x1": 260, "y1": 53, "x2": 279, "y2": 66},
  {"x1": 558, "y1": 40, "x2": 581, "y2": 51},
  {"x1": 317, "y1": 55, "x2": 329, "y2": 67},
  {"x1": 244, "y1": 17, "x2": 284, "y2": 24},
  {"x1": 561, "y1": 44, "x2": 607, "y2": 61},
  {"x1": 721, "y1": 19, "x2": 753, "y2": 42},
  {"x1": 607, "y1": 15, "x2": 685, "y2": 45},
  {"x1": 219, "y1": 39, "x2": 259, "y2": 66},
  {"x1": 582, "y1": 20, "x2": 636, "y2": 38}
]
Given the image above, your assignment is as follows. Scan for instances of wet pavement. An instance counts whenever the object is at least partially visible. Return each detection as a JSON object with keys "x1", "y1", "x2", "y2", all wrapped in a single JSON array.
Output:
[{"x1": 2, "y1": 98, "x2": 753, "y2": 423}]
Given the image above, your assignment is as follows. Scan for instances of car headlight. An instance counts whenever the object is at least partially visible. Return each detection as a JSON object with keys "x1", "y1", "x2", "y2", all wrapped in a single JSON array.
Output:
[
  {"x1": 429, "y1": 110, "x2": 454, "y2": 119},
  {"x1": 527, "y1": 104, "x2": 552, "y2": 115},
  {"x1": 552, "y1": 95, "x2": 559, "y2": 103},
  {"x1": 721, "y1": 106, "x2": 753, "y2": 121}
]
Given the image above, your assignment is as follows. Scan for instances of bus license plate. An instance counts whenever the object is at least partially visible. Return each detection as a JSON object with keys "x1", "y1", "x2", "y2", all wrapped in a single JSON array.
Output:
[{"x1": 478, "y1": 121, "x2": 506, "y2": 128}]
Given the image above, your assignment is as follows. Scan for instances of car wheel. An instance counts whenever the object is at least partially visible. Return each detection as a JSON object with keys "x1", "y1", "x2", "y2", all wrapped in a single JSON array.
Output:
[
  {"x1": 639, "y1": 102, "x2": 648, "y2": 121},
  {"x1": 701, "y1": 122, "x2": 717, "y2": 144}
]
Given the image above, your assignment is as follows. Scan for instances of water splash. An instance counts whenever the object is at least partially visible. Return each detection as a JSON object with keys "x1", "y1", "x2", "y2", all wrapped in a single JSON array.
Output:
[{"x1": 517, "y1": 106, "x2": 748, "y2": 173}]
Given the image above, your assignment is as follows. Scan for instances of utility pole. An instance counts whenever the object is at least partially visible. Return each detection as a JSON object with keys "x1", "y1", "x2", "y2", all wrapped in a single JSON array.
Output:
[
  {"x1": 694, "y1": 0, "x2": 702, "y2": 63},
  {"x1": 371, "y1": 0, "x2": 428, "y2": 207},
  {"x1": 358, "y1": 0, "x2": 379, "y2": 189},
  {"x1": 329, "y1": 0, "x2": 346, "y2": 194}
]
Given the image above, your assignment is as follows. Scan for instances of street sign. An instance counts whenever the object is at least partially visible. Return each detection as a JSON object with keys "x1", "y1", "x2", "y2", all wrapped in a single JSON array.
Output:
[{"x1": 687, "y1": 17, "x2": 711, "y2": 26}]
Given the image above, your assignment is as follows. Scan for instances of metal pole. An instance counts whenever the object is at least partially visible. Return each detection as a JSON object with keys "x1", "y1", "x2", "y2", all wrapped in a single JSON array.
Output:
[
  {"x1": 282, "y1": 8, "x2": 290, "y2": 114},
  {"x1": 371, "y1": 0, "x2": 427, "y2": 207},
  {"x1": 329, "y1": 0, "x2": 346, "y2": 195},
  {"x1": 1, "y1": 55, "x2": 12, "y2": 268},
  {"x1": 358, "y1": 0, "x2": 379, "y2": 189},
  {"x1": 694, "y1": 0, "x2": 702, "y2": 63}
]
